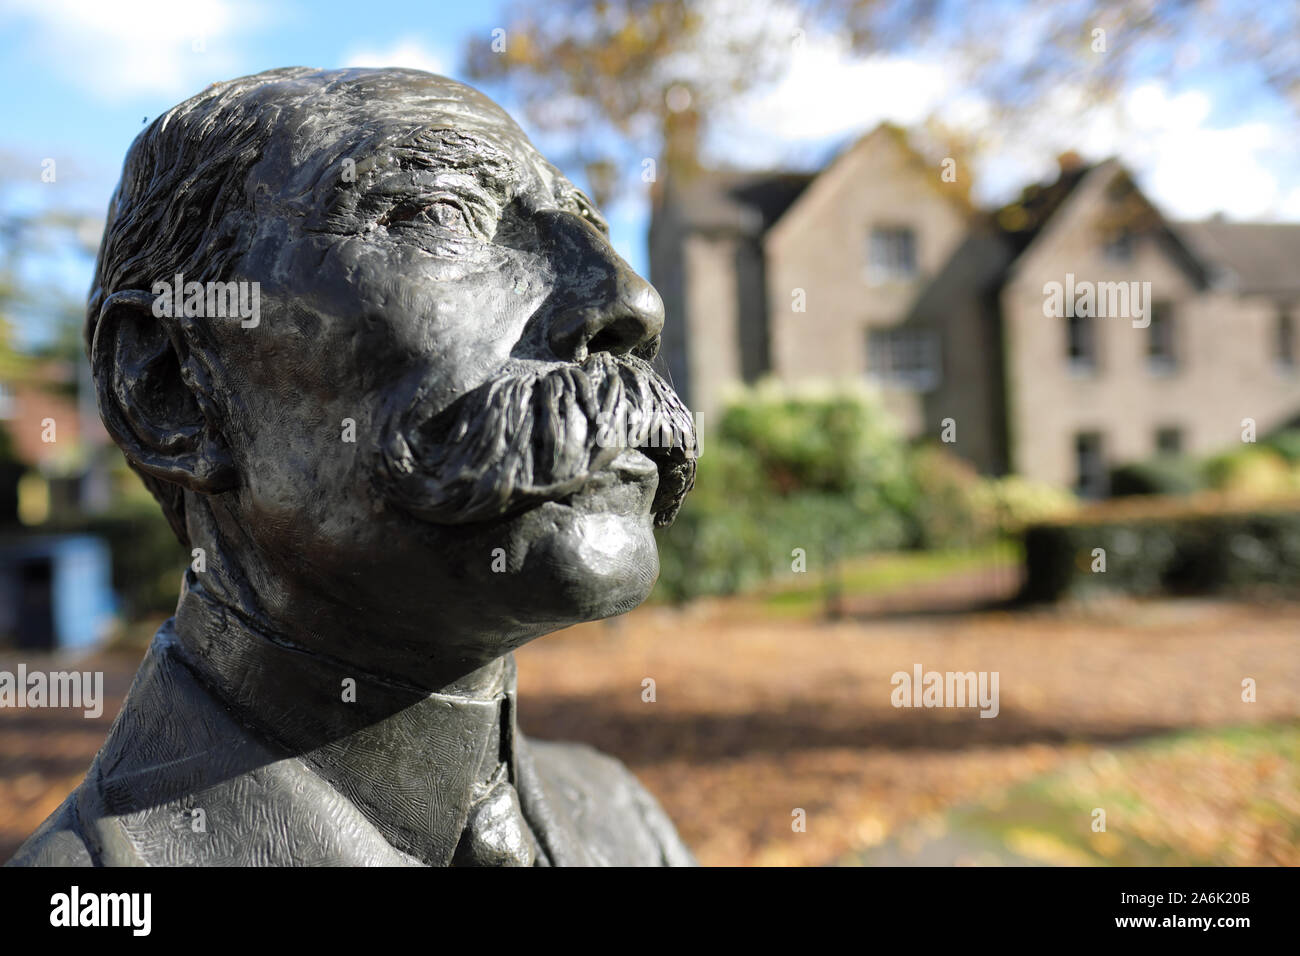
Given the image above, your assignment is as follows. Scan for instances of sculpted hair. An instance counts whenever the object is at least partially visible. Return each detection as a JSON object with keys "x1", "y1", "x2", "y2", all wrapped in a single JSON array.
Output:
[{"x1": 85, "y1": 67, "x2": 318, "y2": 547}]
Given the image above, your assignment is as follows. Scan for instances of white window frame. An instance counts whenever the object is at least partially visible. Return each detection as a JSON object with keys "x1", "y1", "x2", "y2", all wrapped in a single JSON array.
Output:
[
  {"x1": 867, "y1": 326, "x2": 941, "y2": 391},
  {"x1": 866, "y1": 226, "x2": 918, "y2": 284}
]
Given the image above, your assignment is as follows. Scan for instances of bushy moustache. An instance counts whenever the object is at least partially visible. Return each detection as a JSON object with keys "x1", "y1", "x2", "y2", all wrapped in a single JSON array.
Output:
[{"x1": 377, "y1": 352, "x2": 697, "y2": 527}]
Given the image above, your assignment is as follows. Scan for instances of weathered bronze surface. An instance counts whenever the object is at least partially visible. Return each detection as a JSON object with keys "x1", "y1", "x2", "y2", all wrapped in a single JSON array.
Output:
[{"x1": 8, "y1": 67, "x2": 697, "y2": 866}]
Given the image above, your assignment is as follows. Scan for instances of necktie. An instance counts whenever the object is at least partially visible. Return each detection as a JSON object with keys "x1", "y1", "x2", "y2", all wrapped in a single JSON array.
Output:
[{"x1": 453, "y1": 763, "x2": 540, "y2": 865}]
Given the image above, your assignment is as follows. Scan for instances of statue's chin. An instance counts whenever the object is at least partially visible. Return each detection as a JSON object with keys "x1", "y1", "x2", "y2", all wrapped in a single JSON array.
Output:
[{"x1": 514, "y1": 504, "x2": 660, "y2": 624}]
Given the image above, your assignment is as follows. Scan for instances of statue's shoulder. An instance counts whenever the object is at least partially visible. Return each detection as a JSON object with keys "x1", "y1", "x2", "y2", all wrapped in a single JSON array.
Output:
[
  {"x1": 10, "y1": 625, "x2": 423, "y2": 867},
  {"x1": 5, "y1": 792, "x2": 95, "y2": 866},
  {"x1": 518, "y1": 738, "x2": 696, "y2": 867}
]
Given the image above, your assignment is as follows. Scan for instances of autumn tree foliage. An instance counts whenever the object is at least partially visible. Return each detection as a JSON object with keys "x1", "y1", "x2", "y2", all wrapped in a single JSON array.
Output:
[{"x1": 464, "y1": 0, "x2": 1299, "y2": 205}]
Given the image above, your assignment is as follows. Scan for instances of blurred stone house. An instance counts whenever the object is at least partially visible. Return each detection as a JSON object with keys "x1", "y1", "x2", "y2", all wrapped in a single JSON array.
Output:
[
  {"x1": 650, "y1": 123, "x2": 1300, "y2": 495},
  {"x1": 0, "y1": 362, "x2": 115, "y2": 650},
  {"x1": 0, "y1": 360, "x2": 109, "y2": 525}
]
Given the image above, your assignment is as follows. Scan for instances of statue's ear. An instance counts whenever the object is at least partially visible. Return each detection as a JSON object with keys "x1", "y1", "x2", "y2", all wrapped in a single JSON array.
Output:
[{"x1": 91, "y1": 289, "x2": 238, "y2": 493}]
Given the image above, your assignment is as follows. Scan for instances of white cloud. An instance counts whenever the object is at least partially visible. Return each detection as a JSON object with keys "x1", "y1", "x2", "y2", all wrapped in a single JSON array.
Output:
[
  {"x1": 707, "y1": 33, "x2": 1299, "y2": 223},
  {"x1": 1107, "y1": 84, "x2": 1283, "y2": 221},
  {"x1": 971, "y1": 82, "x2": 1291, "y2": 221},
  {"x1": 343, "y1": 39, "x2": 449, "y2": 77},
  {"x1": 2, "y1": 0, "x2": 261, "y2": 100},
  {"x1": 707, "y1": 30, "x2": 957, "y2": 167},
  {"x1": 1280, "y1": 187, "x2": 1300, "y2": 220}
]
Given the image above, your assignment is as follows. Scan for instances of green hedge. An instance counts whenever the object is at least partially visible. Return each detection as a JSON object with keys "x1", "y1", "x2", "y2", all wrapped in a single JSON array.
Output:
[
  {"x1": 1109, "y1": 456, "x2": 1205, "y2": 496},
  {"x1": 1020, "y1": 501, "x2": 1300, "y2": 601},
  {"x1": 652, "y1": 382, "x2": 1080, "y2": 603}
]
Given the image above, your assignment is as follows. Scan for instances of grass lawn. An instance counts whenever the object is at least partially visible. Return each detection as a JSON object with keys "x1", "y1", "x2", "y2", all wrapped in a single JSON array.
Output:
[
  {"x1": 938, "y1": 722, "x2": 1300, "y2": 866},
  {"x1": 759, "y1": 540, "x2": 1021, "y2": 615}
]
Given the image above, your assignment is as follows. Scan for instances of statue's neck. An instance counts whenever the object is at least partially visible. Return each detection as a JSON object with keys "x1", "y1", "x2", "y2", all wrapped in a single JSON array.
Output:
[{"x1": 171, "y1": 572, "x2": 517, "y2": 864}]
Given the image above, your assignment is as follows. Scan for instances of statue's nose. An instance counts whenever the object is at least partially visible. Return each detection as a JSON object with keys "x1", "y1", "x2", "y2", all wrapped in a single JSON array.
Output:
[{"x1": 541, "y1": 211, "x2": 664, "y2": 361}]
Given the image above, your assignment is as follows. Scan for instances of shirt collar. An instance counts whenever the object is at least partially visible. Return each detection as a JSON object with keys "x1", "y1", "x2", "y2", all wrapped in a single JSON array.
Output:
[{"x1": 170, "y1": 573, "x2": 520, "y2": 865}]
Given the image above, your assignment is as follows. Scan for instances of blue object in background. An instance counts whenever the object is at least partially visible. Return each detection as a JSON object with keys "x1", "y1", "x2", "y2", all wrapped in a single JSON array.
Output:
[{"x1": 0, "y1": 535, "x2": 116, "y2": 651}]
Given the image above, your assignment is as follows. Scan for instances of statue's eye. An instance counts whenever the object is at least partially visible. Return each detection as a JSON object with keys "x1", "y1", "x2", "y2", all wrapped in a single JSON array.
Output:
[
  {"x1": 379, "y1": 197, "x2": 487, "y2": 238},
  {"x1": 426, "y1": 203, "x2": 466, "y2": 230}
]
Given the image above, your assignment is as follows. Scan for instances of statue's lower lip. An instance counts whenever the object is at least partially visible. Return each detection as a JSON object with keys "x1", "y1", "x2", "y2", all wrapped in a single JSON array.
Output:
[{"x1": 608, "y1": 448, "x2": 658, "y2": 479}]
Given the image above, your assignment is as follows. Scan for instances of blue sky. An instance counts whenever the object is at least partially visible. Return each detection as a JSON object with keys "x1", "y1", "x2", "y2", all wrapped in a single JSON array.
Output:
[
  {"x1": 2, "y1": 0, "x2": 1297, "y2": 347},
  {"x1": 0, "y1": 0, "x2": 519, "y2": 345},
  {"x1": 0, "y1": 1, "x2": 497, "y2": 214}
]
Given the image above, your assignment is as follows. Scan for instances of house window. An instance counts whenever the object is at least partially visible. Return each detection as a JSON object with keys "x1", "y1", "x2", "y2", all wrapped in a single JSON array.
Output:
[
  {"x1": 1277, "y1": 310, "x2": 1296, "y2": 372},
  {"x1": 1066, "y1": 314, "x2": 1097, "y2": 373},
  {"x1": 1074, "y1": 431, "x2": 1107, "y2": 498},
  {"x1": 867, "y1": 327, "x2": 940, "y2": 390},
  {"x1": 1155, "y1": 426, "x2": 1183, "y2": 456},
  {"x1": 1148, "y1": 301, "x2": 1177, "y2": 374},
  {"x1": 1103, "y1": 232, "x2": 1135, "y2": 263},
  {"x1": 867, "y1": 226, "x2": 917, "y2": 282}
]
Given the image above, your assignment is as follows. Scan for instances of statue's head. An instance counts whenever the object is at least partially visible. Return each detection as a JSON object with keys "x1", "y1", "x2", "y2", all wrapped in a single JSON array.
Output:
[{"x1": 86, "y1": 67, "x2": 696, "y2": 674}]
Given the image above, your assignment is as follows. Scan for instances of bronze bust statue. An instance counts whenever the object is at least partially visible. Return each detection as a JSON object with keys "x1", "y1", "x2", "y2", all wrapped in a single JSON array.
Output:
[{"x1": 8, "y1": 67, "x2": 697, "y2": 866}]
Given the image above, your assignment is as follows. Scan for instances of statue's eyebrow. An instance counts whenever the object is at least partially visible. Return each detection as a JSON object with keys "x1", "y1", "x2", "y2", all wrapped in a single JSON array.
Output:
[
  {"x1": 388, "y1": 127, "x2": 521, "y2": 199},
  {"x1": 556, "y1": 185, "x2": 609, "y2": 236}
]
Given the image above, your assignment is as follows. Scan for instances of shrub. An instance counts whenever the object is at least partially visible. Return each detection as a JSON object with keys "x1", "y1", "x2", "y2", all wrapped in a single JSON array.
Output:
[
  {"x1": 903, "y1": 445, "x2": 1078, "y2": 547},
  {"x1": 906, "y1": 444, "x2": 986, "y2": 548},
  {"x1": 1109, "y1": 456, "x2": 1205, "y2": 496},
  {"x1": 717, "y1": 380, "x2": 912, "y2": 493},
  {"x1": 1204, "y1": 448, "x2": 1293, "y2": 497},
  {"x1": 653, "y1": 444, "x2": 774, "y2": 601},
  {"x1": 1263, "y1": 428, "x2": 1300, "y2": 464},
  {"x1": 653, "y1": 381, "x2": 914, "y2": 602},
  {"x1": 969, "y1": 474, "x2": 1078, "y2": 533}
]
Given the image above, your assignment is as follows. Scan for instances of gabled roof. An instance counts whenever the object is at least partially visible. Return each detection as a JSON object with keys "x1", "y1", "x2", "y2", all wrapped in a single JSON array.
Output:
[
  {"x1": 663, "y1": 170, "x2": 815, "y2": 237},
  {"x1": 1175, "y1": 220, "x2": 1300, "y2": 297},
  {"x1": 994, "y1": 158, "x2": 1211, "y2": 289},
  {"x1": 991, "y1": 159, "x2": 1093, "y2": 256},
  {"x1": 656, "y1": 133, "x2": 1299, "y2": 298},
  {"x1": 657, "y1": 122, "x2": 972, "y2": 239}
]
